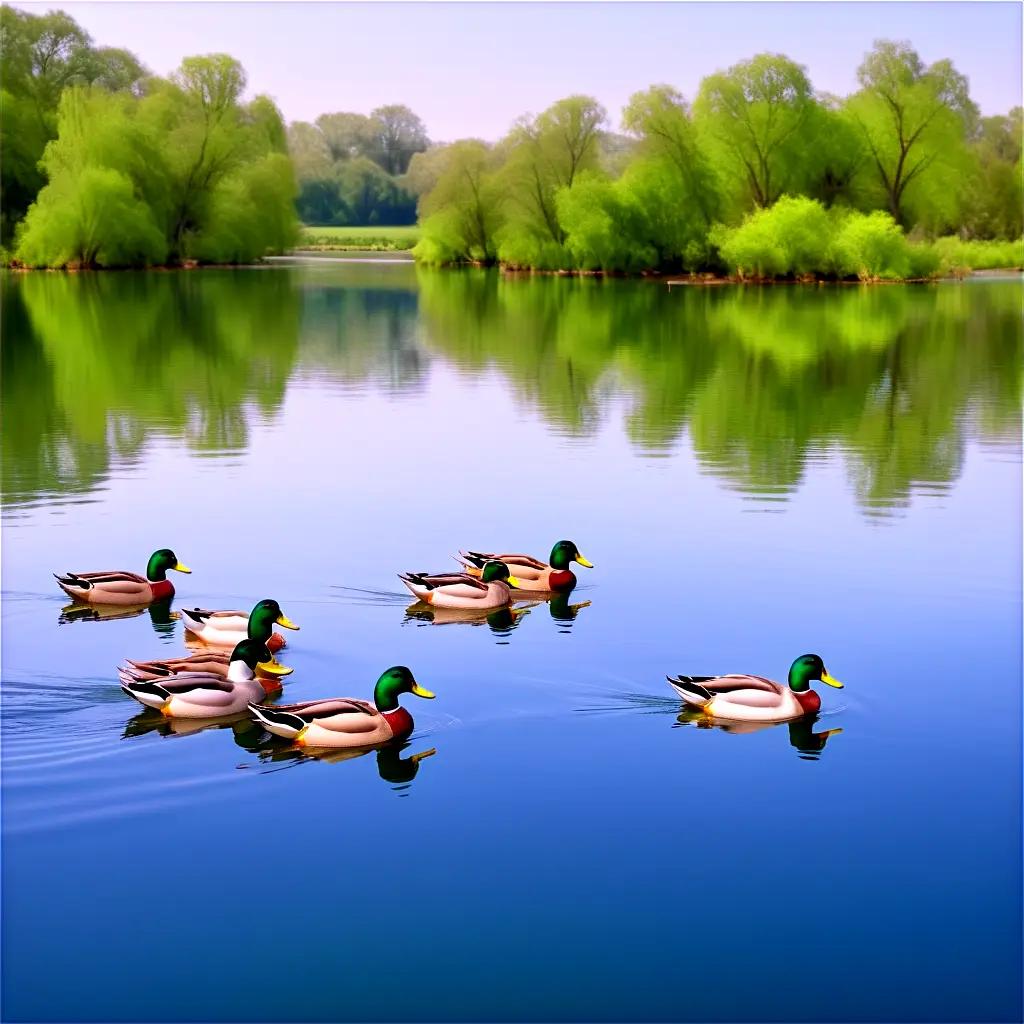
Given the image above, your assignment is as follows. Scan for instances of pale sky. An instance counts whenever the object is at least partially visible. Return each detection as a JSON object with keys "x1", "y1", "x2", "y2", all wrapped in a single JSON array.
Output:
[{"x1": 18, "y1": 1, "x2": 1024, "y2": 140}]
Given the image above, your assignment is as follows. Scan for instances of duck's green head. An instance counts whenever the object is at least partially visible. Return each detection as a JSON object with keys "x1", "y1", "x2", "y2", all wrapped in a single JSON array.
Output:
[
  {"x1": 146, "y1": 549, "x2": 191, "y2": 581},
  {"x1": 247, "y1": 599, "x2": 300, "y2": 642},
  {"x1": 549, "y1": 540, "x2": 593, "y2": 570},
  {"x1": 481, "y1": 560, "x2": 521, "y2": 588},
  {"x1": 229, "y1": 638, "x2": 292, "y2": 677},
  {"x1": 373, "y1": 666, "x2": 435, "y2": 712},
  {"x1": 788, "y1": 654, "x2": 843, "y2": 692}
]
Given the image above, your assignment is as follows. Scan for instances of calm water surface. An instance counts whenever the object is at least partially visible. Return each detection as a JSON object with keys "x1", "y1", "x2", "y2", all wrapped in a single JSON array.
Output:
[{"x1": 2, "y1": 264, "x2": 1021, "y2": 1022}]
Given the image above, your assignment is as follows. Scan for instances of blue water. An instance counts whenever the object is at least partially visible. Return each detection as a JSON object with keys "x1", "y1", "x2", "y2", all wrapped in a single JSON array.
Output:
[{"x1": 2, "y1": 265, "x2": 1021, "y2": 1022}]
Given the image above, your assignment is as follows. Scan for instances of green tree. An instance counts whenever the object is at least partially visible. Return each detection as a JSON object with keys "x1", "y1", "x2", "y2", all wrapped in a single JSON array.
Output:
[
  {"x1": 0, "y1": 6, "x2": 146, "y2": 238},
  {"x1": 693, "y1": 53, "x2": 818, "y2": 211},
  {"x1": 315, "y1": 111, "x2": 375, "y2": 161},
  {"x1": 960, "y1": 108, "x2": 1023, "y2": 239},
  {"x1": 414, "y1": 140, "x2": 505, "y2": 264},
  {"x1": 15, "y1": 53, "x2": 296, "y2": 267},
  {"x1": 497, "y1": 95, "x2": 607, "y2": 266},
  {"x1": 845, "y1": 40, "x2": 976, "y2": 229},
  {"x1": 369, "y1": 104, "x2": 429, "y2": 175}
]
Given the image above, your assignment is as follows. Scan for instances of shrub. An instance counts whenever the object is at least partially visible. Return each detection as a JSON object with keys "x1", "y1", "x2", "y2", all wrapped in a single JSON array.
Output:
[
  {"x1": 716, "y1": 196, "x2": 832, "y2": 278},
  {"x1": 931, "y1": 236, "x2": 1024, "y2": 272},
  {"x1": 831, "y1": 211, "x2": 912, "y2": 280}
]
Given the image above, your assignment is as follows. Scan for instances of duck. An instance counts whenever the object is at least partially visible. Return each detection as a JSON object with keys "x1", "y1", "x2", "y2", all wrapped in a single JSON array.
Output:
[
  {"x1": 120, "y1": 626, "x2": 291, "y2": 681},
  {"x1": 120, "y1": 639, "x2": 291, "y2": 719},
  {"x1": 54, "y1": 549, "x2": 191, "y2": 605},
  {"x1": 457, "y1": 540, "x2": 592, "y2": 592},
  {"x1": 249, "y1": 666, "x2": 435, "y2": 749},
  {"x1": 667, "y1": 654, "x2": 844, "y2": 724},
  {"x1": 180, "y1": 598, "x2": 298, "y2": 653},
  {"x1": 399, "y1": 560, "x2": 521, "y2": 610}
]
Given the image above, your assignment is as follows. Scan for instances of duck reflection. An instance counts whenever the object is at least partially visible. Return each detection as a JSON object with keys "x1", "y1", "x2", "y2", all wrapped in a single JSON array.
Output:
[
  {"x1": 403, "y1": 600, "x2": 535, "y2": 635},
  {"x1": 60, "y1": 598, "x2": 179, "y2": 638},
  {"x1": 547, "y1": 593, "x2": 592, "y2": 625},
  {"x1": 676, "y1": 708, "x2": 843, "y2": 760},
  {"x1": 245, "y1": 728, "x2": 438, "y2": 785},
  {"x1": 123, "y1": 708, "x2": 255, "y2": 741}
]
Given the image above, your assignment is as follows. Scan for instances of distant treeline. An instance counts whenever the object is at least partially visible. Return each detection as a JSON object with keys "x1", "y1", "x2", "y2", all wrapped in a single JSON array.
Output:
[
  {"x1": 411, "y1": 44, "x2": 1022, "y2": 277},
  {"x1": 3, "y1": 9, "x2": 1020, "y2": 274},
  {"x1": 288, "y1": 108, "x2": 428, "y2": 226}
]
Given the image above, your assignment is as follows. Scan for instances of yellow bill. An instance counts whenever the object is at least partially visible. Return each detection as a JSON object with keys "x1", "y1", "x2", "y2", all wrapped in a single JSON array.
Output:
[
  {"x1": 411, "y1": 682, "x2": 436, "y2": 699},
  {"x1": 276, "y1": 613, "x2": 300, "y2": 630},
  {"x1": 575, "y1": 555, "x2": 594, "y2": 568},
  {"x1": 506, "y1": 575, "x2": 523, "y2": 589},
  {"x1": 820, "y1": 670, "x2": 844, "y2": 689},
  {"x1": 258, "y1": 660, "x2": 293, "y2": 676},
  {"x1": 173, "y1": 562, "x2": 192, "y2": 573}
]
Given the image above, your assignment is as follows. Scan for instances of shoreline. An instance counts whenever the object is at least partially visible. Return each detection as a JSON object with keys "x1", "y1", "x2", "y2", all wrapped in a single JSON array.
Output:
[{"x1": 3, "y1": 258, "x2": 1020, "y2": 285}]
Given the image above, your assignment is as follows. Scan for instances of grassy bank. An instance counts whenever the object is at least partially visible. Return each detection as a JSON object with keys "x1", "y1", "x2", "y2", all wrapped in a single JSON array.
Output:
[{"x1": 295, "y1": 225, "x2": 419, "y2": 252}]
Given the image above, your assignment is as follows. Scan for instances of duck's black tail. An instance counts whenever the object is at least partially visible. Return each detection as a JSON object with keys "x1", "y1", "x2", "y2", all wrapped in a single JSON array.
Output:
[{"x1": 666, "y1": 675, "x2": 715, "y2": 707}]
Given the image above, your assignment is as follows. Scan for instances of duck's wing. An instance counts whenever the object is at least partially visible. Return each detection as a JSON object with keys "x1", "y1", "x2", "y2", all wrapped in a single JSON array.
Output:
[
  {"x1": 400, "y1": 572, "x2": 488, "y2": 593},
  {"x1": 55, "y1": 570, "x2": 149, "y2": 594},
  {"x1": 121, "y1": 671, "x2": 236, "y2": 711},
  {"x1": 124, "y1": 653, "x2": 231, "y2": 679},
  {"x1": 667, "y1": 673, "x2": 780, "y2": 708},
  {"x1": 249, "y1": 697, "x2": 380, "y2": 738},
  {"x1": 460, "y1": 551, "x2": 547, "y2": 570}
]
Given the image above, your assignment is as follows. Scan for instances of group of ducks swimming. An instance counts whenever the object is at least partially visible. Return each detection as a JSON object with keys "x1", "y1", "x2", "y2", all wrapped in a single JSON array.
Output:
[{"x1": 54, "y1": 542, "x2": 845, "y2": 751}]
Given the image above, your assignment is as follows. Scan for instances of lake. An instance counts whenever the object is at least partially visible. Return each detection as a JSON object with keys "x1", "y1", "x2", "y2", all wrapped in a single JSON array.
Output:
[{"x1": 2, "y1": 263, "x2": 1021, "y2": 1022}]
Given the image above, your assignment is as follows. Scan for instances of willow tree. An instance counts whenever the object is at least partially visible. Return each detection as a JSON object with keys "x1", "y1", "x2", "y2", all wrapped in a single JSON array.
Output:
[
  {"x1": 414, "y1": 140, "x2": 505, "y2": 264},
  {"x1": 16, "y1": 53, "x2": 296, "y2": 267},
  {"x1": 497, "y1": 95, "x2": 607, "y2": 266},
  {"x1": 845, "y1": 40, "x2": 976, "y2": 229},
  {"x1": 0, "y1": 6, "x2": 146, "y2": 237},
  {"x1": 15, "y1": 87, "x2": 168, "y2": 267},
  {"x1": 693, "y1": 53, "x2": 818, "y2": 213},
  {"x1": 617, "y1": 84, "x2": 722, "y2": 266}
]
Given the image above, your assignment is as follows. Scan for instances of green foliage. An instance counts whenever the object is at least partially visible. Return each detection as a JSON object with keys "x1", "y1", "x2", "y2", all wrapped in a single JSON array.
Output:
[
  {"x1": 845, "y1": 40, "x2": 976, "y2": 229},
  {"x1": 496, "y1": 95, "x2": 607, "y2": 262},
  {"x1": 555, "y1": 174, "x2": 654, "y2": 271},
  {"x1": 931, "y1": 236, "x2": 1024, "y2": 272},
  {"x1": 12, "y1": 52, "x2": 297, "y2": 268},
  {"x1": 693, "y1": 53, "x2": 818, "y2": 212},
  {"x1": 715, "y1": 196, "x2": 832, "y2": 278},
  {"x1": 16, "y1": 165, "x2": 166, "y2": 267},
  {"x1": 413, "y1": 140, "x2": 504, "y2": 264},
  {"x1": 960, "y1": 109, "x2": 1023, "y2": 240},
  {"x1": 288, "y1": 105, "x2": 427, "y2": 225},
  {"x1": 712, "y1": 201, "x2": 946, "y2": 281},
  {"x1": 832, "y1": 210, "x2": 914, "y2": 280},
  {"x1": 299, "y1": 225, "x2": 419, "y2": 251},
  {"x1": 0, "y1": 5, "x2": 147, "y2": 239}
]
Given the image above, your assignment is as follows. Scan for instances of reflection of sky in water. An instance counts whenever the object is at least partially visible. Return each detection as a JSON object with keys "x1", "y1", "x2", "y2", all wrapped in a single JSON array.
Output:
[{"x1": 1, "y1": 267, "x2": 1021, "y2": 1022}]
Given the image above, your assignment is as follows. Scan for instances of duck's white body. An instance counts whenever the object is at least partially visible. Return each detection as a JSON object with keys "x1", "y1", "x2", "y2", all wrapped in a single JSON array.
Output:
[
  {"x1": 667, "y1": 674, "x2": 818, "y2": 724},
  {"x1": 120, "y1": 661, "x2": 280, "y2": 719},
  {"x1": 399, "y1": 572, "x2": 514, "y2": 610}
]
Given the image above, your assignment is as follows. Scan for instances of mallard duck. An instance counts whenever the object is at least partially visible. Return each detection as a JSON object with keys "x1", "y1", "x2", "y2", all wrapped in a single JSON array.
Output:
[
  {"x1": 667, "y1": 654, "x2": 844, "y2": 724},
  {"x1": 54, "y1": 549, "x2": 190, "y2": 605},
  {"x1": 120, "y1": 639, "x2": 289, "y2": 683},
  {"x1": 399, "y1": 560, "x2": 521, "y2": 609},
  {"x1": 120, "y1": 639, "x2": 290, "y2": 719},
  {"x1": 458, "y1": 540, "x2": 592, "y2": 592},
  {"x1": 249, "y1": 666, "x2": 435, "y2": 749},
  {"x1": 180, "y1": 598, "x2": 298, "y2": 652}
]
